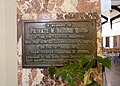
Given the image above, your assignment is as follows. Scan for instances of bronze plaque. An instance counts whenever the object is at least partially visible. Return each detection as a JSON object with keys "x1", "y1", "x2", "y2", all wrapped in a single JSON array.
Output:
[{"x1": 22, "y1": 20, "x2": 97, "y2": 67}]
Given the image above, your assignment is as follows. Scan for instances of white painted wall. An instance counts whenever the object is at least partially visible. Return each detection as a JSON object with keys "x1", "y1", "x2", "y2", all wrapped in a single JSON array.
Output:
[
  {"x1": 5, "y1": 0, "x2": 17, "y2": 85},
  {"x1": 102, "y1": 17, "x2": 120, "y2": 48},
  {"x1": 110, "y1": 36, "x2": 114, "y2": 48},
  {"x1": 103, "y1": 37, "x2": 106, "y2": 48},
  {"x1": 102, "y1": 18, "x2": 120, "y2": 37},
  {"x1": 0, "y1": 0, "x2": 17, "y2": 86},
  {"x1": 0, "y1": 0, "x2": 6, "y2": 86},
  {"x1": 112, "y1": 18, "x2": 120, "y2": 36}
]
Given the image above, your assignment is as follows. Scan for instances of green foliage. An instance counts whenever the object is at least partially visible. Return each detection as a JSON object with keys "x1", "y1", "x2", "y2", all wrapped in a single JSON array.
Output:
[
  {"x1": 48, "y1": 55, "x2": 111, "y2": 86},
  {"x1": 85, "y1": 59, "x2": 96, "y2": 71},
  {"x1": 102, "y1": 58, "x2": 111, "y2": 69},
  {"x1": 48, "y1": 65, "x2": 57, "y2": 77},
  {"x1": 86, "y1": 80, "x2": 100, "y2": 86}
]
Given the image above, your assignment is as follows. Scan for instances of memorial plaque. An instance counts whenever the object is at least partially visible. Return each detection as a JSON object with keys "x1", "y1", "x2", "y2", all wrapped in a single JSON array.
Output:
[{"x1": 22, "y1": 20, "x2": 97, "y2": 67}]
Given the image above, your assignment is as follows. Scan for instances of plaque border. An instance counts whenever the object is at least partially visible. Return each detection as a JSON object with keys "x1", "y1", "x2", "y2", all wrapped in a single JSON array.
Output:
[{"x1": 22, "y1": 19, "x2": 97, "y2": 68}]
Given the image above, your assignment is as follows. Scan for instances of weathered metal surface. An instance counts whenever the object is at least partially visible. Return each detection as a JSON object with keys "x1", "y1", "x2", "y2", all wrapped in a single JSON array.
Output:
[{"x1": 22, "y1": 20, "x2": 96, "y2": 67}]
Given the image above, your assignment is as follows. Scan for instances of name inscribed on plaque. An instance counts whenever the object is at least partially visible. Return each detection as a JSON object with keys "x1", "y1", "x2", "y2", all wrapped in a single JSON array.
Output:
[{"x1": 22, "y1": 20, "x2": 97, "y2": 67}]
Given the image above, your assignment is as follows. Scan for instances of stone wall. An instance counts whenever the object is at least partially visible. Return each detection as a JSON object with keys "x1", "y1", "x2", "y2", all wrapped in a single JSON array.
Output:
[{"x1": 17, "y1": 0, "x2": 102, "y2": 86}]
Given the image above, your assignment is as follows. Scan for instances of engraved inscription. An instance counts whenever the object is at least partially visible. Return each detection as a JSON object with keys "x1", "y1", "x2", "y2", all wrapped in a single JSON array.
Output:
[{"x1": 22, "y1": 20, "x2": 96, "y2": 67}]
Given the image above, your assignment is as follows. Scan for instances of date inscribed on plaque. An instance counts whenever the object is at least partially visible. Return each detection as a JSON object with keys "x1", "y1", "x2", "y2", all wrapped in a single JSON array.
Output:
[{"x1": 22, "y1": 20, "x2": 97, "y2": 67}]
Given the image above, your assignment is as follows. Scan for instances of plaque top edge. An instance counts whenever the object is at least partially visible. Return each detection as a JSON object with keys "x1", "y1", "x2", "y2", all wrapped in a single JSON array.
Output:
[{"x1": 22, "y1": 19, "x2": 96, "y2": 23}]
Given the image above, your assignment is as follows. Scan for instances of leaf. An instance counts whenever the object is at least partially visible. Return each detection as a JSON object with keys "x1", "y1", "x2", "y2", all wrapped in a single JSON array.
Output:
[
  {"x1": 102, "y1": 58, "x2": 111, "y2": 69},
  {"x1": 83, "y1": 55, "x2": 94, "y2": 61},
  {"x1": 69, "y1": 67, "x2": 84, "y2": 82},
  {"x1": 84, "y1": 69, "x2": 92, "y2": 85},
  {"x1": 56, "y1": 69, "x2": 67, "y2": 81},
  {"x1": 48, "y1": 65, "x2": 57, "y2": 77},
  {"x1": 80, "y1": 55, "x2": 95, "y2": 68},
  {"x1": 65, "y1": 73, "x2": 76, "y2": 86},
  {"x1": 78, "y1": 59, "x2": 83, "y2": 68},
  {"x1": 65, "y1": 62, "x2": 77, "y2": 70},
  {"x1": 48, "y1": 55, "x2": 108, "y2": 86},
  {"x1": 86, "y1": 80, "x2": 100, "y2": 86},
  {"x1": 96, "y1": 56, "x2": 103, "y2": 63},
  {"x1": 85, "y1": 59, "x2": 96, "y2": 71},
  {"x1": 80, "y1": 54, "x2": 89, "y2": 65},
  {"x1": 77, "y1": 72, "x2": 84, "y2": 81}
]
